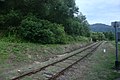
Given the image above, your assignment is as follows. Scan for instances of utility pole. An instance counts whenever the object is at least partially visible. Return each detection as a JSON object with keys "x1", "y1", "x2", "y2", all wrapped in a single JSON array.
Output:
[{"x1": 112, "y1": 21, "x2": 120, "y2": 70}]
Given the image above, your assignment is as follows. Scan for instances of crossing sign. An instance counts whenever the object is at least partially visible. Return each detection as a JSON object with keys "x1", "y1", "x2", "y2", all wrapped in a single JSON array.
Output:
[{"x1": 112, "y1": 22, "x2": 120, "y2": 27}]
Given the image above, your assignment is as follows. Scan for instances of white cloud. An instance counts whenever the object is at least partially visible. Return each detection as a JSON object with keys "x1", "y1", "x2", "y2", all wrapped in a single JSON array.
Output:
[{"x1": 75, "y1": 0, "x2": 120, "y2": 25}]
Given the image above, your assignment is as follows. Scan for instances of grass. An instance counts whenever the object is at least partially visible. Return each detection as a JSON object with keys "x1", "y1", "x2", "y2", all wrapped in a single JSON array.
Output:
[
  {"x1": 0, "y1": 36, "x2": 89, "y2": 75},
  {"x1": 85, "y1": 42, "x2": 120, "y2": 80},
  {"x1": 0, "y1": 37, "x2": 120, "y2": 80}
]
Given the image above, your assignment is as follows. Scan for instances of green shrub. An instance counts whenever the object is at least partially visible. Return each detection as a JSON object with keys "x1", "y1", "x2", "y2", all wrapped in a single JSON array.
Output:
[
  {"x1": 72, "y1": 36, "x2": 89, "y2": 42},
  {"x1": 0, "y1": 35, "x2": 25, "y2": 43},
  {"x1": 66, "y1": 35, "x2": 89, "y2": 43},
  {"x1": 19, "y1": 16, "x2": 66, "y2": 44},
  {"x1": 91, "y1": 32, "x2": 105, "y2": 41},
  {"x1": 103, "y1": 32, "x2": 114, "y2": 40},
  {"x1": 5, "y1": 10, "x2": 21, "y2": 27},
  {"x1": 0, "y1": 15, "x2": 5, "y2": 29}
]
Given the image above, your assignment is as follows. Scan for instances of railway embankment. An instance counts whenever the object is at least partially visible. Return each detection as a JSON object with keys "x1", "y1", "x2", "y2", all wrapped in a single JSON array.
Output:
[{"x1": 0, "y1": 41, "x2": 89, "y2": 79}]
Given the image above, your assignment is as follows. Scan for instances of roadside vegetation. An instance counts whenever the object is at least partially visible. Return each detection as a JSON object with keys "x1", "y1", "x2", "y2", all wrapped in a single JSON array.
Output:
[
  {"x1": 91, "y1": 32, "x2": 114, "y2": 42},
  {"x1": 85, "y1": 42, "x2": 120, "y2": 80},
  {"x1": 0, "y1": 40, "x2": 90, "y2": 75},
  {"x1": 0, "y1": 0, "x2": 91, "y2": 72},
  {"x1": 0, "y1": 0, "x2": 114, "y2": 43},
  {"x1": 0, "y1": 0, "x2": 116, "y2": 79},
  {"x1": 0, "y1": 0, "x2": 90, "y2": 44}
]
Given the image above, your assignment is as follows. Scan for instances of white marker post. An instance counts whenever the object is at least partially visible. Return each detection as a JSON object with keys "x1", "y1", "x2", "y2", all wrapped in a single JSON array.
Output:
[{"x1": 103, "y1": 49, "x2": 106, "y2": 53}]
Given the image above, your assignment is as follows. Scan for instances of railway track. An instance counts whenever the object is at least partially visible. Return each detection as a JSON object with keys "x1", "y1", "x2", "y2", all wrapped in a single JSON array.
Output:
[{"x1": 11, "y1": 42, "x2": 102, "y2": 80}]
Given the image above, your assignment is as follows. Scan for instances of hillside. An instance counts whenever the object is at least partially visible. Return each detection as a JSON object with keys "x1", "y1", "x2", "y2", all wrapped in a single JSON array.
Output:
[{"x1": 89, "y1": 23, "x2": 114, "y2": 32}]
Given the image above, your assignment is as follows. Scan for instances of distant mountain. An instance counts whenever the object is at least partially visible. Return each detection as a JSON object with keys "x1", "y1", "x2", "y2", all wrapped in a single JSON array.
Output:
[{"x1": 89, "y1": 23, "x2": 115, "y2": 32}]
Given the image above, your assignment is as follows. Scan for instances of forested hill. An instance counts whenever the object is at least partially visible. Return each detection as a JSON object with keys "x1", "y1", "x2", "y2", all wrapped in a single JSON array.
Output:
[
  {"x1": 89, "y1": 23, "x2": 114, "y2": 32},
  {"x1": 0, "y1": 0, "x2": 90, "y2": 44}
]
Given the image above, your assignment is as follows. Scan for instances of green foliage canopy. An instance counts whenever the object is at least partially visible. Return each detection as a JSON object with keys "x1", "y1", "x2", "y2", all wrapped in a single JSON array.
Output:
[
  {"x1": 20, "y1": 16, "x2": 66, "y2": 44},
  {"x1": 91, "y1": 32, "x2": 105, "y2": 41},
  {"x1": 0, "y1": 0, "x2": 91, "y2": 43}
]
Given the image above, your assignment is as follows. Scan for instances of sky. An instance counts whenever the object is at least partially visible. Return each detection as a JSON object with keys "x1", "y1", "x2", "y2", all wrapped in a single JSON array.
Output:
[{"x1": 75, "y1": 0, "x2": 120, "y2": 25}]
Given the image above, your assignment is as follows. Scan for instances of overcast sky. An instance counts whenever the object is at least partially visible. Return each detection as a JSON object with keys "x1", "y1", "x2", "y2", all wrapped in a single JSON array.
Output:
[{"x1": 75, "y1": 0, "x2": 120, "y2": 25}]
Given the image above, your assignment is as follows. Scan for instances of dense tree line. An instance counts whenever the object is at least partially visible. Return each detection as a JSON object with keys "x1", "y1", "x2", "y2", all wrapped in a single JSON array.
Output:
[
  {"x1": 91, "y1": 32, "x2": 114, "y2": 42},
  {"x1": 103, "y1": 32, "x2": 114, "y2": 40},
  {"x1": 0, "y1": 0, "x2": 90, "y2": 43}
]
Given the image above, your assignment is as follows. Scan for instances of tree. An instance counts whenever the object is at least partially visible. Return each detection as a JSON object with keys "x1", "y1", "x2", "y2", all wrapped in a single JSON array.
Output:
[
  {"x1": 91, "y1": 32, "x2": 105, "y2": 41},
  {"x1": 64, "y1": 12, "x2": 90, "y2": 37},
  {"x1": 0, "y1": 0, "x2": 91, "y2": 43},
  {"x1": 103, "y1": 32, "x2": 114, "y2": 40}
]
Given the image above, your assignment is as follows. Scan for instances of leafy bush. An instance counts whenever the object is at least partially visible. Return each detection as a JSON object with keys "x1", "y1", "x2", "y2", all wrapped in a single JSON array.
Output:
[
  {"x1": 0, "y1": 15, "x2": 5, "y2": 29},
  {"x1": 103, "y1": 32, "x2": 114, "y2": 40},
  {"x1": 5, "y1": 10, "x2": 21, "y2": 27},
  {"x1": 19, "y1": 16, "x2": 66, "y2": 44},
  {"x1": 72, "y1": 36, "x2": 89, "y2": 42},
  {"x1": 66, "y1": 35, "x2": 89, "y2": 43},
  {"x1": 67, "y1": 35, "x2": 75, "y2": 42},
  {"x1": 0, "y1": 35, "x2": 24, "y2": 43},
  {"x1": 91, "y1": 32, "x2": 105, "y2": 41}
]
